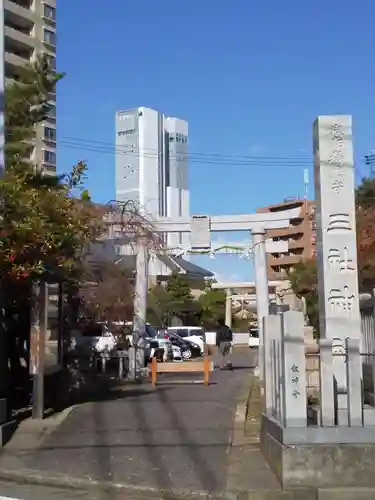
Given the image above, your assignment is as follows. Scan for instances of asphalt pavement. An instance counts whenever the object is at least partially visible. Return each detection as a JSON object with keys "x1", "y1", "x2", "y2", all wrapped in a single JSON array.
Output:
[{"x1": 0, "y1": 349, "x2": 257, "y2": 499}]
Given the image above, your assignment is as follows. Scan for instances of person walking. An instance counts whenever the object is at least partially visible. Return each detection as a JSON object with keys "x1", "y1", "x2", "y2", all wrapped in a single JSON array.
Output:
[{"x1": 216, "y1": 318, "x2": 233, "y2": 370}]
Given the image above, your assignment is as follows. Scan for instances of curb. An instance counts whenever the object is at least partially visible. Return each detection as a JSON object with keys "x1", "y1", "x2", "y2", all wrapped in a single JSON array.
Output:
[
  {"x1": 0, "y1": 468, "x2": 301, "y2": 500},
  {"x1": 0, "y1": 468, "x2": 319, "y2": 499}
]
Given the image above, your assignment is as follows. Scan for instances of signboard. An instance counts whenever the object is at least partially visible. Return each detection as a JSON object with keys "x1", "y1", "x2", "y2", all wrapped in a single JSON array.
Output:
[{"x1": 190, "y1": 215, "x2": 211, "y2": 250}]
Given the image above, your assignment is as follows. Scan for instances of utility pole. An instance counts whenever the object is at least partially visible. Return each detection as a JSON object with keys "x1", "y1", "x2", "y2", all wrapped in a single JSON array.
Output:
[{"x1": 365, "y1": 152, "x2": 375, "y2": 178}]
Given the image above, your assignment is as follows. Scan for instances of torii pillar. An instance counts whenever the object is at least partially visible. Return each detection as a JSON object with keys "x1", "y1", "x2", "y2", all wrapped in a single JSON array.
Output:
[
  {"x1": 225, "y1": 288, "x2": 232, "y2": 328},
  {"x1": 252, "y1": 226, "x2": 269, "y2": 379}
]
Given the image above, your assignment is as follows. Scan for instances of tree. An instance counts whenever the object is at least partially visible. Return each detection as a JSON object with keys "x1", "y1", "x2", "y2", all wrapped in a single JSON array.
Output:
[
  {"x1": 80, "y1": 261, "x2": 133, "y2": 323},
  {"x1": 166, "y1": 272, "x2": 201, "y2": 322},
  {"x1": 355, "y1": 177, "x2": 375, "y2": 291},
  {"x1": 357, "y1": 205, "x2": 375, "y2": 291},
  {"x1": 198, "y1": 289, "x2": 226, "y2": 328},
  {"x1": 166, "y1": 272, "x2": 193, "y2": 301},
  {"x1": 355, "y1": 177, "x2": 375, "y2": 210},
  {"x1": 148, "y1": 273, "x2": 200, "y2": 326},
  {"x1": 0, "y1": 56, "x2": 109, "y2": 399},
  {"x1": 287, "y1": 260, "x2": 319, "y2": 336},
  {"x1": 147, "y1": 284, "x2": 182, "y2": 327},
  {"x1": 0, "y1": 55, "x2": 105, "y2": 281}
]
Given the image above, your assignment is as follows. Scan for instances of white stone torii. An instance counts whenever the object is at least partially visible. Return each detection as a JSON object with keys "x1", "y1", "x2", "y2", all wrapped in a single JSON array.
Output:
[
  {"x1": 167, "y1": 238, "x2": 288, "y2": 258},
  {"x1": 212, "y1": 280, "x2": 281, "y2": 328},
  {"x1": 106, "y1": 208, "x2": 299, "y2": 377}
]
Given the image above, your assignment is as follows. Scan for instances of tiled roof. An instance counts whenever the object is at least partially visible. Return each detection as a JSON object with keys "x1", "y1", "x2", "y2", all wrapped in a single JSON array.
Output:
[{"x1": 86, "y1": 242, "x2": 214, "y2": 279}]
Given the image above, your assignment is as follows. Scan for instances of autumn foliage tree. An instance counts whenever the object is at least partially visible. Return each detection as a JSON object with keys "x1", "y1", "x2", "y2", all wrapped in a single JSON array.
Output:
[
  {"x1": 0, "y1": 56, "x2": 108, "y2": 396},
  {"x1": 288, "y1": 177, "x2": 375, "y2": 337},
  {"x1": 0, "y1": 56, "x2": 105, "y2": 282},
  {"x1": 356, "y1": 178, "x2": 375, "y2": 291},
  {"x1": 80, "y1": 261, "x2": 134, "y2": 323}
]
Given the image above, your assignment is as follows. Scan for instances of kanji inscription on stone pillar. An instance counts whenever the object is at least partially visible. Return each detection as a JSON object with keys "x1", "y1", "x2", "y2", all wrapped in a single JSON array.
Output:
[{"x1": 313, "y1": 115, "x2": 360, "y2": 388}]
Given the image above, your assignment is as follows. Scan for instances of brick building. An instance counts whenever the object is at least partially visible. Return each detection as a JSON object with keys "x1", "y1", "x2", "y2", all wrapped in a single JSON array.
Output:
[{"x1": 256, "y1": 198, "x2": 316, "y2": 280}]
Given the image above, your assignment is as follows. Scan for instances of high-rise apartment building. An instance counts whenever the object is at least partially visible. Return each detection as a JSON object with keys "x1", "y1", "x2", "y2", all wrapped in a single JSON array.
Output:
[
  {"x1": 4, "y1": 0, "x2": 57, "y2": 173},
  {"x1": 115, "y1": 107, "x2": 190, "y2": 248},
  {"x1": 256, "y1": 198, "x2": 316, "y2": 280}
]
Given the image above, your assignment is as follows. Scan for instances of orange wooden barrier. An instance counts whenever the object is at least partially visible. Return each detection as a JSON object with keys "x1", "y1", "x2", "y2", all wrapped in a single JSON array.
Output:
[{"x1": 151, "y1": 356, "x2": 213, "y2": 387}]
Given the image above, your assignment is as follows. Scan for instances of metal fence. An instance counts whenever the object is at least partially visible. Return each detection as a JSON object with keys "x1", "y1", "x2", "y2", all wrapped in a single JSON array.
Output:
[{"x1": 360, "y1": 294, "x2": 375, "y2": 365}]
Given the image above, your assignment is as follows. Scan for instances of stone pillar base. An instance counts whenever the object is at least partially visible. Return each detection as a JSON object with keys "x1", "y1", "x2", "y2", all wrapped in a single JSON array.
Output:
[{"x1": 261, "y1": 413, "x2": 375, "y2": 489}]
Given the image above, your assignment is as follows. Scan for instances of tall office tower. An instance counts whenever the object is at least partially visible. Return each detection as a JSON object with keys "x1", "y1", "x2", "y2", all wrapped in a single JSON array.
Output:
[
  {"x1": 164, "y1": 116, "x2": 189, "y2": 249},
  {"x1": 4, "y1": 0, "x2": 57, "y2": 174},
  {"x1": 115, "y1": 107, "x2": 190, "y2": 250}
]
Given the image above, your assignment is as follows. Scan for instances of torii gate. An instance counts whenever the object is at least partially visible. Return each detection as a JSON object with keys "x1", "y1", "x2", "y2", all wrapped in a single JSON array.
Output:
[
  {"x1": 211, "y1": 280, "x2": 282, "y2": 327},
  {"x1": 106, "y1": 208, "x2": 299, "y2": 378}
]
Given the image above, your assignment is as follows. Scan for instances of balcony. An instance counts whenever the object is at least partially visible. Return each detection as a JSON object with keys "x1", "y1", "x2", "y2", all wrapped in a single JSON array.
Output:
[
  {"x1": 269, "y1": 269, "x2": 289, "y2": 281},
  {"x1": 4, "y1": 0, "x2": 35, "y2": 24},
  {"x1": 288, "y1": 238, "x2": 305, "y2": 250},
  {"x1": 5, "y1": 50, "x2": 30, "y2": 72},
  {"x1": 7, "y1": 0, "x2": 33, "y2": 8},
  {"x1": 267, "y1": 225, "x2": 305, "y2": 239},
  {"x1": 5, "y1": 25, "x2": 36, "y2": 52},
  {"x1": 268, "y1": 253, "x2": 303, "y2": 267}
]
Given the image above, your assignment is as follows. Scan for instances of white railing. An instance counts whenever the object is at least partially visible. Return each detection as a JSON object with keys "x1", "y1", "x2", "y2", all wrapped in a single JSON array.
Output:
[{"x1": 360, "y1": 294, "x2": 375, "y2": 365}]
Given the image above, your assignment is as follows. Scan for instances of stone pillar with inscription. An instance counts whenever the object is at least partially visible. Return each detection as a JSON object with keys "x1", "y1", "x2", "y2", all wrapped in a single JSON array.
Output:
[{"x1": 313, "y1": 115, "x2": 361, "y2": 412}]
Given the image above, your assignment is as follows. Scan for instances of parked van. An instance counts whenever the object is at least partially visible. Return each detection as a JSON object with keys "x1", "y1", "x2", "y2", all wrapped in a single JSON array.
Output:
[{"x1": 248, "y1": 328, "x2": 259, "y2": 348}]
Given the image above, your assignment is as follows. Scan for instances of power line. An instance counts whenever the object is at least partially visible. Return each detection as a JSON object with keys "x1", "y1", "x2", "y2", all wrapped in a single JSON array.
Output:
[
  {"x1": 60, "y1": 135, "x2": 313, "y2": 163},
  {"x1": 58, "y1": 140, "x2": 313, "y2": 168},
  {"x1": 54, "y1": 136, "x2": 366, "y2": 180}
]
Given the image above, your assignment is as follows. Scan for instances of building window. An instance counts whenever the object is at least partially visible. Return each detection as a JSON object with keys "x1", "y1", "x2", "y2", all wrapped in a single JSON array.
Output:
[
  {"x1": 46, "y1": 55, "x2": 56, "y2": 70},
  {"x1": 46, "y1": 104, "x2": 56, "y2": 118},
  {"x1": 44, "y1": 127, "x2": 56, "y2": 141},
  {"x1": 44, "y1": 28, "x2": 56, "y2": 45},
  {"x1": 117, "y1": 129, "x2": 135, "y2": 136},
  {"x1": 44, "y1": 4, "x2": 56, "y2": 21},
  {"x1": 44, "y1": 150, "x2": 56, "y2": 165}
]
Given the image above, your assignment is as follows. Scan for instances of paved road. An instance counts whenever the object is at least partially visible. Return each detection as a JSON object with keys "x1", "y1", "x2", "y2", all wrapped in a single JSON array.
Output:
[{"x1": 0, "y1": 349, "x2": 256, "y2": 496}]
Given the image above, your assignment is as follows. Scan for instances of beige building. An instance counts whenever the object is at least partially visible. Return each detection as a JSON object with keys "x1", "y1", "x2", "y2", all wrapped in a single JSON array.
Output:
[
  {"x1": 257, "y1": 198, "x2": 316, "y2": 280},
  {"x1": 4, "y1": 0, "x2": 56, "y2": 173}
]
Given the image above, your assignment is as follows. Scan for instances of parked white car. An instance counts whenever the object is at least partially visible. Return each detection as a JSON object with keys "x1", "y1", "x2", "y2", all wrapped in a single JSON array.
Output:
[
  {"x1": 172, "y1": 345, "x2": 183, "y2": 361},
  {"x1": 72, "y1": 323, "x2": 118, "y2": 353},
  {"x1": 248, "y1": 328, "x2": 259, "y2": 348},
  {"x1": 166, "y1": 326, "x2": 206, "y2": 355},
  {"x1": 125, "y1": 322, "x2": 173, "y2": 361}
]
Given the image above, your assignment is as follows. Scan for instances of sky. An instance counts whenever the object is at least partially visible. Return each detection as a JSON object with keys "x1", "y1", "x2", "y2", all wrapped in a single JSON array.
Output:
[{"x1": 57, "y1": 1, "x2": 375, "y2": 281}]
